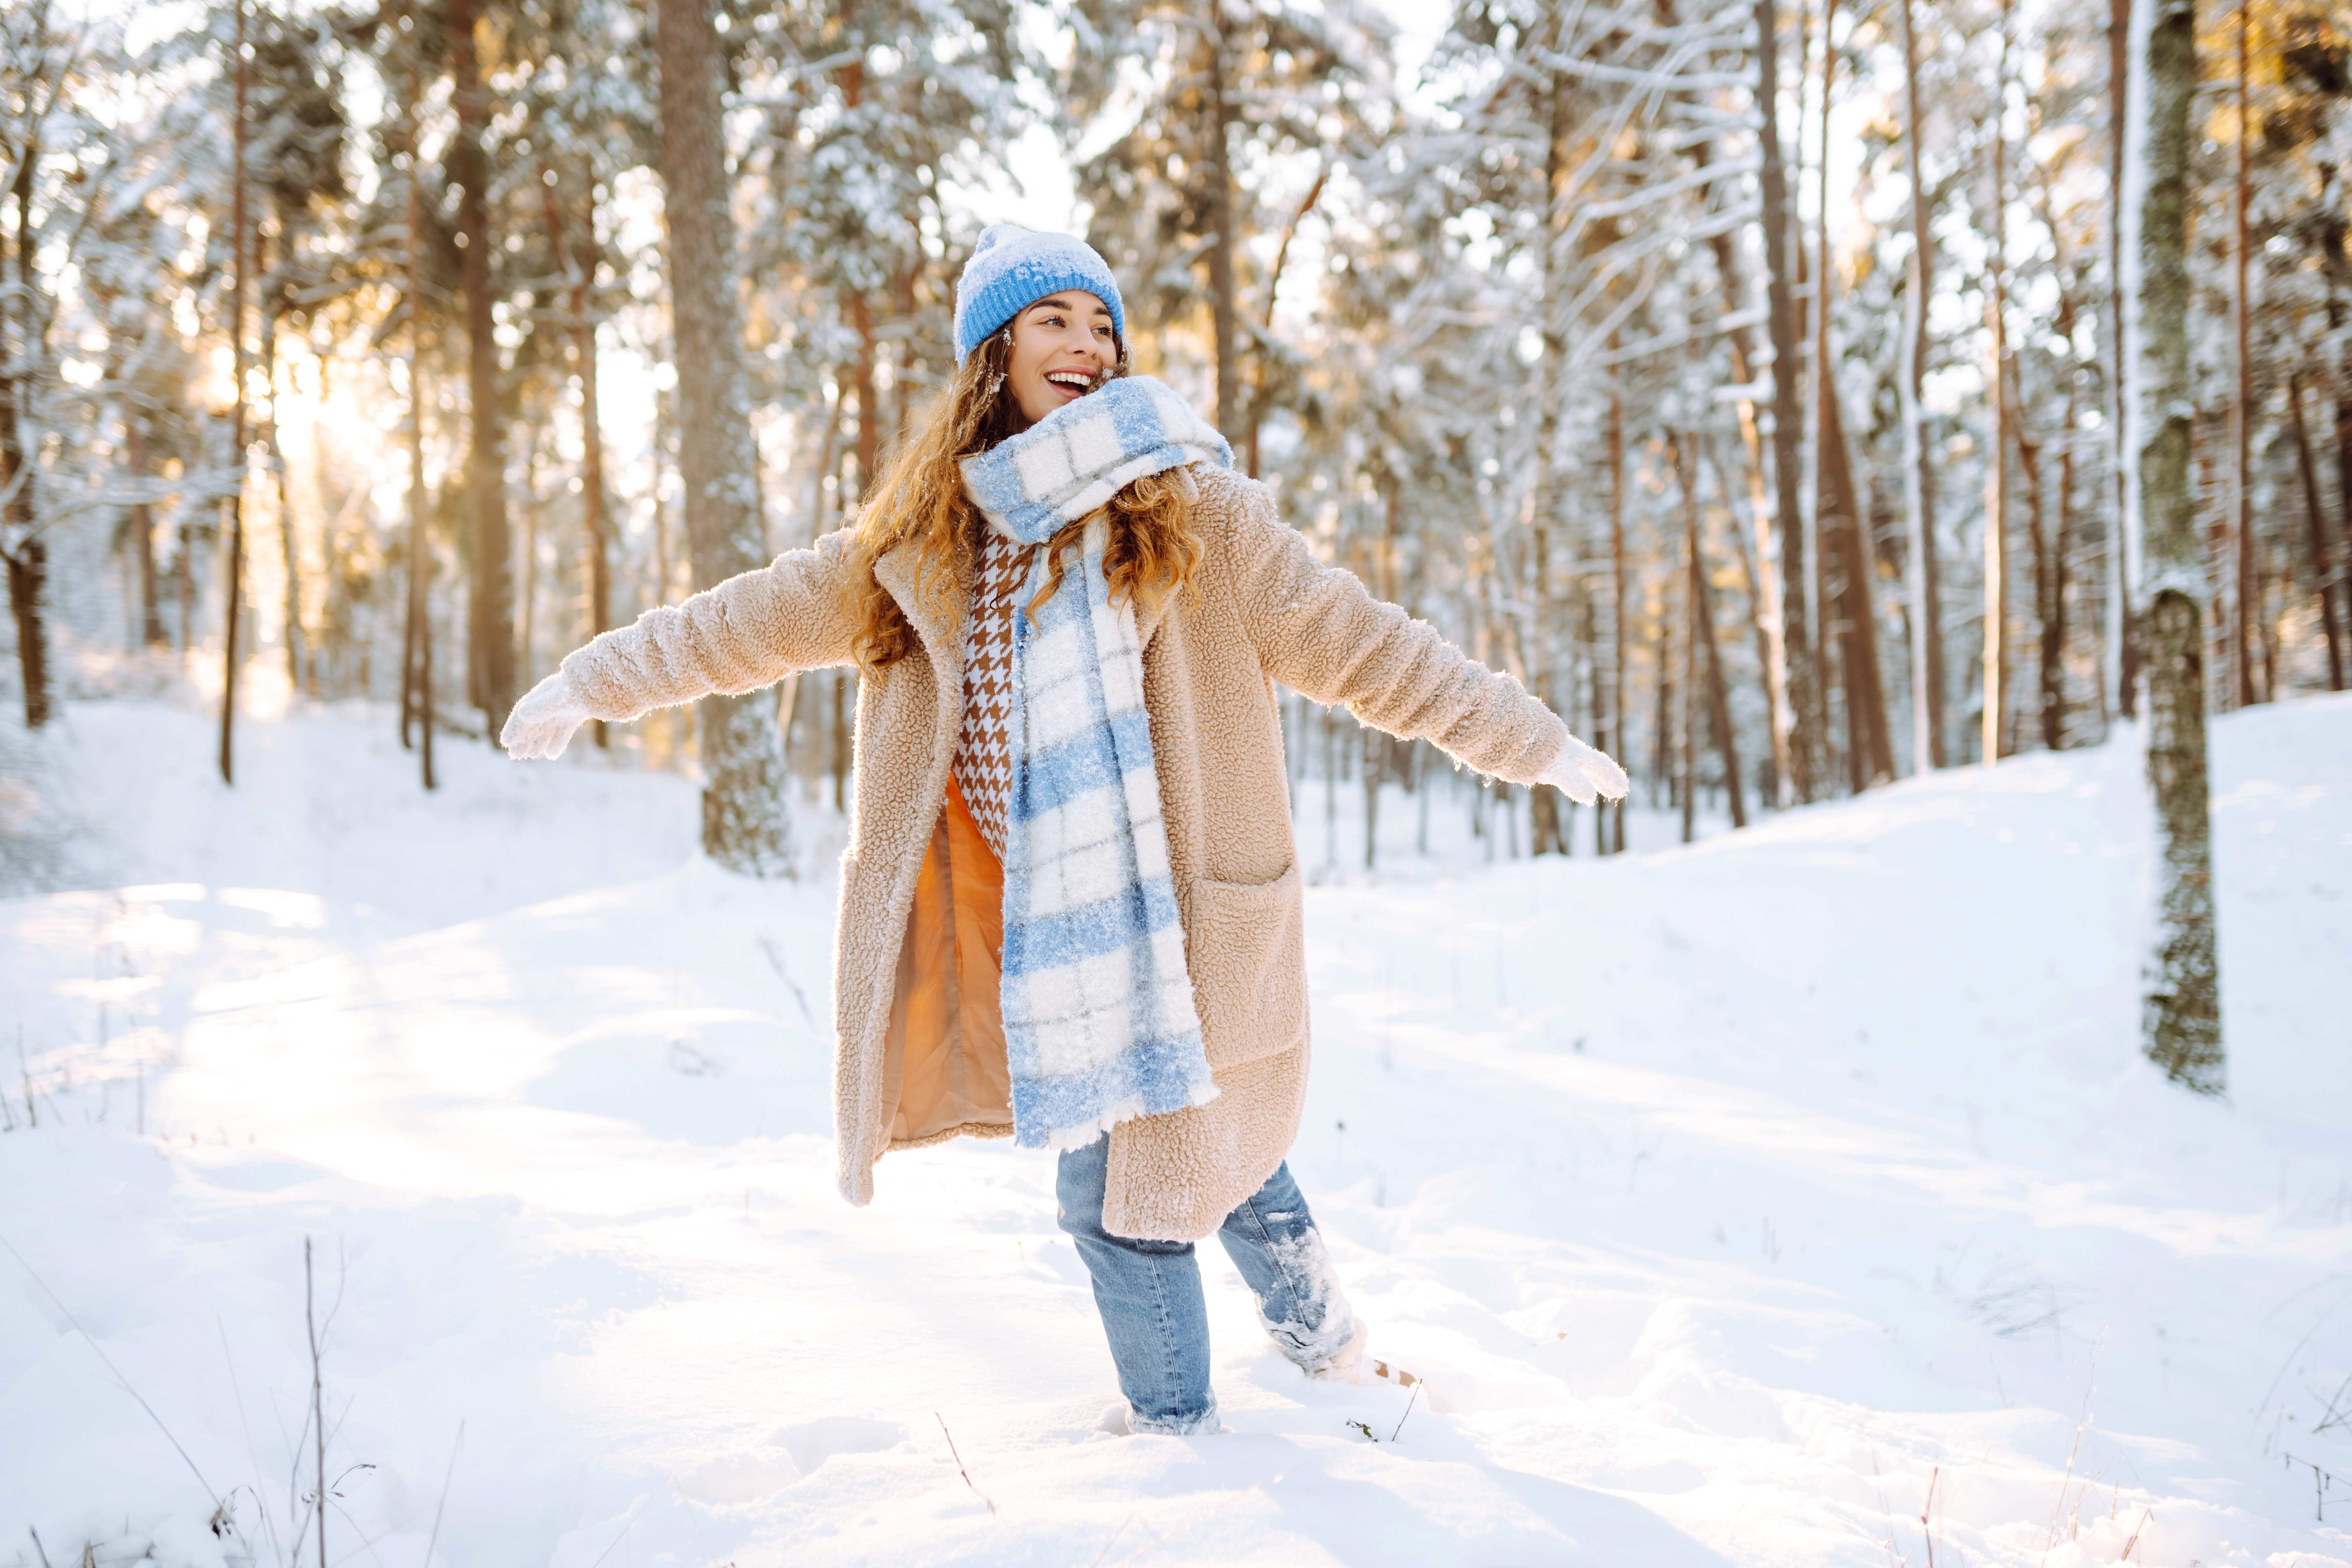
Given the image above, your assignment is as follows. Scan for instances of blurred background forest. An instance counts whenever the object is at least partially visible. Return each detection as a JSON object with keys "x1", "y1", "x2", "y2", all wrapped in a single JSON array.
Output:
[{"x1": 1, "y1": 0, "x2": 2345, "y2": 881}]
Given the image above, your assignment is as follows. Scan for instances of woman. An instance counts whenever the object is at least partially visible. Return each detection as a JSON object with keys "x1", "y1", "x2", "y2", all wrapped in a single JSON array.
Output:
[{"x1": 503, "y1": 225, "x2": 1629, "y2": 1436}]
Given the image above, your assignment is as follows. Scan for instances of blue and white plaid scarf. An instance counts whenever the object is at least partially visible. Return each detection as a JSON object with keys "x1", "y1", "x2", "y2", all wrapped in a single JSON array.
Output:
[{"x1": 959, "y1": 375, "x2": 1229, "y2": 1149}]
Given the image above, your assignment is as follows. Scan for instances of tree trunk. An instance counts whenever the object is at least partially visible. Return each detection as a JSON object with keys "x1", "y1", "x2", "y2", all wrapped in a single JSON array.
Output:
[
  {"x1": 2230, "y1": 0, "x2": 2256, "y2": 708},
  {"x1": 543, "y1": 169, "x2": 613, "y2": 746},
  {"x1": 1754, "y1": 0, "x2": 1823, "y2": 800},
  {"x1": 447, "y1": 0, "x2": 516, "y2": 736},
  {"x1": 2290, "y1": 373, "x2": 2346, "y2": 690},
  {"x1": 849, "y1": 290, "x2": 878, "y2": 500},
  {"x1": 1684, "y1": 127, "x2": 1795, "y2": 803},
  {"x1": 1680, "y1": 467, "x2": 1699, "y2": 845},
  {"x1": 2335, "y1": 369, "x2": 2352, "y2": 629},
  {"x1": 219, "y1": 0, "x2": 251, "y2": 783},
  {"x1": 4, "y1": 538, "x2": 47, "y2": 729},
  {"x1": 261, "y1": 231, "x2": 306, "y2": 695},
  {"x1": 1678, "y1": 435, "x2": 1747, "y2": 828},
  {"x1": 402, "y1": 58, "x2": 435, "y2": 790},
  {"x1": 1983, "y1": 0, "x2": 2012, "y2": 766},
  {"x1": 1608, "y1": 384, "x2": 1628, "y2": 851},
  {"x1": 0, "y1": 324, "x2": 45, "y2": 731},
  {"x1": 1896, "y1": 0, "x2": 1947, "y2": 771},
  {"x1": 2105, "y1": 0, "x2": 2136, "y2": 721},
  {"x1": 2042, "y1": 356, "x2": 2076, "y2": 749},
  {"x1": 1529, "y1": 60, "x2": 1571, "y2": 857},
  {"x1": 2125, "y1": 0, "x2": 2222, "y2": 1092},
  {"x1": 124, "y1": 399, "x2": 164, "y2": 647},
  {"x1": 518, "y1": 426, "x2": 539, "y2": 686},
  {"x1": 1812, "y1": 22, "x2": 1895, "y2": 796},
  {"x1": 1204, "y1": 0, "x2": 1238, "y2": 434},
  {"x1": 1819, "y1": 372, "x2": 1893, "y2": 785},
  {"x1": 656, "y1": 0, "x2": 796, "y2": 875}
]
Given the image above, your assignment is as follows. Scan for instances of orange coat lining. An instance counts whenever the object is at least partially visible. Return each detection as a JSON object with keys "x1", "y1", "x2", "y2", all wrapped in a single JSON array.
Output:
[{"x1": 883, "y1": 774, "x2": 1013, "y2": 1145}]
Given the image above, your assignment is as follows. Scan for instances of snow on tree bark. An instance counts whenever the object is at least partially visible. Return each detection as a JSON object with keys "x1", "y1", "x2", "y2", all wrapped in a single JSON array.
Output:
[{"x1": 653, "y1": 0, "x2": 794, "y2": 878}]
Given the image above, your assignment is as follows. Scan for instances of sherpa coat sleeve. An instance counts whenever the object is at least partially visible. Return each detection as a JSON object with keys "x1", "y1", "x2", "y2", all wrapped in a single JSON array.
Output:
[
  {"x1": 1221, "y1": 483, "x2": 1571, "y2": 782},
  {"x1": 558, "y1": 526, "x2": 863, "y2": 722}
]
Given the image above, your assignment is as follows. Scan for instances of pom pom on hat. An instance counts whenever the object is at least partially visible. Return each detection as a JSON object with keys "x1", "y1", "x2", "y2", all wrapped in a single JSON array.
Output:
[{"x1": 953, "y1": 224, "x2": 1126, "y2": 363}]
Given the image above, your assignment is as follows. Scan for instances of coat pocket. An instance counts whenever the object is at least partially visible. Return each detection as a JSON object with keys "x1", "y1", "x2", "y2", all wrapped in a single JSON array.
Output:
[{"x1": 1188, "y1": 863, "x2": 1308, "y2": 1069}]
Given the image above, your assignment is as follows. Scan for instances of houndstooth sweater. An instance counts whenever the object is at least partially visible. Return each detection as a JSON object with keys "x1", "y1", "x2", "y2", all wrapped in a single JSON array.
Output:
[{"x1": 952, "y1": 526, "x2": 1030, "y2": 863}]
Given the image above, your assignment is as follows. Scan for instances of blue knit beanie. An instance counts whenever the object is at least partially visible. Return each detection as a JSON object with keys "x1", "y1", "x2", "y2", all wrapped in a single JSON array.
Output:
[{"x1": 952, "y1": 224, "x2": 1126, "y2": 363}]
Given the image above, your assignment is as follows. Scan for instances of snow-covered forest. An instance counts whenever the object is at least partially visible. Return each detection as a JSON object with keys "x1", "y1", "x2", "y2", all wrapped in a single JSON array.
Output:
[{"x1": 3, "y1": 0, "x2": 2350, "y2": 1559}]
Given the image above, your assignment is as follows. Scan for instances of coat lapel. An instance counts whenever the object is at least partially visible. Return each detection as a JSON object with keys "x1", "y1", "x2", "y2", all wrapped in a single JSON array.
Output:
[{"x1": 873, "y1": 540, "x2": 969, "y2": 695}]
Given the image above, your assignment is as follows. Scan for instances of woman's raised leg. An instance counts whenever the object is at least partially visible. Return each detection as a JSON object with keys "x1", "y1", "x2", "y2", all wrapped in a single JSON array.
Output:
[{"x1": 1215, "y1": 1162, "x2": 1358, "y2": 1374}]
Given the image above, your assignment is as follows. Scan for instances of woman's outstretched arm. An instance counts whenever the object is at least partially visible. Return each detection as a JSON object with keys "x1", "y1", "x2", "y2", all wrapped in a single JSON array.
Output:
[
  {"x1": 504, "y1": 527, "x2": 863, "y2": 758},
  {"x1": 1222, "y1": 482, "x2": 1627, "y2": 802}
]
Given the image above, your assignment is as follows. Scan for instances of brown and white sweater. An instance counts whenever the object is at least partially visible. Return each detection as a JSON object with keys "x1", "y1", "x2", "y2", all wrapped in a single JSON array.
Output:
[
  {"x1": 556, "y1": 466, "x2": 1570, "y2": 1240},
  {"x1": 951, "y1": 526, "x2": 1030, "y2": 863}
]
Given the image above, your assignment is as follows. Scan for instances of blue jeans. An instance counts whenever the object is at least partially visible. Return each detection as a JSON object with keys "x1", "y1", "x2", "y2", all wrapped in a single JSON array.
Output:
[{"x1": 1056, "y1": 1137, "x2": 1356, "y2": 1435}]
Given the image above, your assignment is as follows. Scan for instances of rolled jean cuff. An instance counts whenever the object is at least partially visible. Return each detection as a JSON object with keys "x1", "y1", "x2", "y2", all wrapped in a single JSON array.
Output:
[{"x1": 1128, "y1": 1400, "x2": 1220, "y2": 1436}]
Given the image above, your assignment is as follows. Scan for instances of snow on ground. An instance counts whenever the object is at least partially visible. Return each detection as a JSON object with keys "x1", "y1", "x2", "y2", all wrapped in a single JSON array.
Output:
[{"x1": 2, "y1": 692, "x2": 2349, "y2": 1567}]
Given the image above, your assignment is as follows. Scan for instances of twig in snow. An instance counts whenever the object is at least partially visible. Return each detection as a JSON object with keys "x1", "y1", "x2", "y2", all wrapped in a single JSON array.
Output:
[
  {"x1": 307, "y1": 1237, "x2": 328, "y2": 1568},
  {"x1": 423, "y1": 1421, "x2": 464, "y2": 1568},
  {"x1": 581, "y1": 1497, "x2": 649, "y2": 1568},
  {"x1": 1919, "y1": 1465, "x2": 1939, "y2": 1568},
  {"x1": 218, "y1": 1320, "x2": 285, "y2": 1563},
  {"x1": 2039, "y1": 1338, "x2": 2101, "y2": 1564},
  {"x1": 1084, "y1": 1513, "x2": 1139, "y2": 1567},
  {"x1": 0, "y1": 1233, "x2": 224, "y2": 1514},
  {"x1": 27, "y1": 1526, "x2": 52, "y2": 1568},
  {"x1": 755, "y1": 934, "x2": 816, "y2": 1026},
  {"x1": 935, "y1": 1412, "x2": 996, "y2": 1515},
  {"x1": 1389, "y1": 1383, "x2": 1421, "y2": 1443},
  {"x1": 2119, "y1": 1507, "x2": 2150, "y2": 1560}
]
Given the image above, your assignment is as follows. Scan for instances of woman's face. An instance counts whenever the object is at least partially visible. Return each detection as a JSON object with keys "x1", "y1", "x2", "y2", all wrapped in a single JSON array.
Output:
[{"x1": 1002, "y1": 291, "x2": 1116, "y2": 428}]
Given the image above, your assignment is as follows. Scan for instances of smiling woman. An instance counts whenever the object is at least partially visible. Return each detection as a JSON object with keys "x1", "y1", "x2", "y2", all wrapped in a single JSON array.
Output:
[
  {"x1": 497, "y1": 222, "x2": 1628, "y2": 1439},
  {"x1": 1003, "y1": 293, "x2": 1117, "y2": 421}
]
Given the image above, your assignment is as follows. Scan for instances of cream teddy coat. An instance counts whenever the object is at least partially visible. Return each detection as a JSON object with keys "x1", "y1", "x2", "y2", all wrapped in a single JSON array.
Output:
[{"x1": 558, "y1": 465, "x2": 1570, "y2": 1240}]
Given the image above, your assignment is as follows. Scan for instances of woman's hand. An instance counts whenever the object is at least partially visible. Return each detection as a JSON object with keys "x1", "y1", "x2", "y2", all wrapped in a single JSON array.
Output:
[
  {"x1": 1538, "y1": 734, "x2": 1630, "y2": 806},
  {"x1": 502, "y1": 672, "x2": 592, "y2": 760}
]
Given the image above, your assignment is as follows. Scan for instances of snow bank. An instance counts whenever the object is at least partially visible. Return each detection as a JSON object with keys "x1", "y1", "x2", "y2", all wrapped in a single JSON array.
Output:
[{"x1": 2, "y1": 693, "x2": 2348, "y2": 1566}]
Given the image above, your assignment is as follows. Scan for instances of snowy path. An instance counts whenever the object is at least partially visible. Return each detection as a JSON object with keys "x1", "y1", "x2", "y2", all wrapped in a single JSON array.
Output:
[{"x1": 3, "y1": 697, "x2": 2350, "y2": 1566}]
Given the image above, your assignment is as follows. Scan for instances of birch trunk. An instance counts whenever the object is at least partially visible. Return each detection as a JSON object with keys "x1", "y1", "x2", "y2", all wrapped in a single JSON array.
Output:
[{"x1": 2124, "y1": 0, "x2": 2222, "y2": 1091}]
